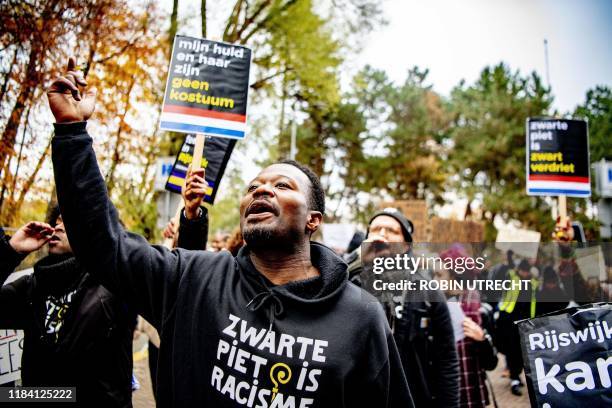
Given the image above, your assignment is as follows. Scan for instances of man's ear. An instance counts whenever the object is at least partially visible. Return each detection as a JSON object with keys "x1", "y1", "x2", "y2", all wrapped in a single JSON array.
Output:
[{"x1": 306, "y1": 211, "x2": 323, "y2": 235}]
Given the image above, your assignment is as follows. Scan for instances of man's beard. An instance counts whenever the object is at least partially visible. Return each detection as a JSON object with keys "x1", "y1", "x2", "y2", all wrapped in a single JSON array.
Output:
[{"x1": 242, "y1": 223, "x2": 297, "y2": 252}]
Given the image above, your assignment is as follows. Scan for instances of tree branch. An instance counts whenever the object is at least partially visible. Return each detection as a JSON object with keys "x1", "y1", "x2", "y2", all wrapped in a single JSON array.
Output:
[
  {"x1": 223, "y1": 0, "x2": 244, "y2": 42},
  {"x1": 250, "y1": 67, "x2": 291, "y2": 90},
  {"x1": 201, "y1": 0, "x2": 207, "y2": 38},
  {"x1": 240, "y1": 0, "x2": 297, "y2": 44},
  {"x1": 234, "y1": 0, "x2": 271, "y2": 40}
]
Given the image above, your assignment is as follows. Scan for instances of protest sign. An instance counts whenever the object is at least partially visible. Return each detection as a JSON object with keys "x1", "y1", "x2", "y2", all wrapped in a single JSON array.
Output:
[
  {"x1": 159, "y1": 35, "x2": 252, "y2": 140},
  {"x1": 429, "y1": 218, "x2": 484, "y2": 243},
  {"x1": 379, "y1": 201, "x2": 485, "y2": 242},
  {"x1": 165, "y1": 134, "x2": 235, "y2": 204},
  {"x1": 0, "y1": 330, "x2": 24, "y2": 384},
  {"x1": 575, "y1": 246, "x2": 607, "y2": 281},
  {"x1": 526, "y1": 118, "x2": 590, "y2": 197},
  {"x1": 517, "y1": 303, "x2": 612, "y2": 407},
  {"x1": 495, "y1": 227, "x2": 541, "y2": 259}
]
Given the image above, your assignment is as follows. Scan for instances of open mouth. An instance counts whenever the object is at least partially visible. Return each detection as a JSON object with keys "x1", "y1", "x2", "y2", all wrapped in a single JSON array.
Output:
[{"x1": 245, "y1": 200, "x2": 278, "y2": 219}]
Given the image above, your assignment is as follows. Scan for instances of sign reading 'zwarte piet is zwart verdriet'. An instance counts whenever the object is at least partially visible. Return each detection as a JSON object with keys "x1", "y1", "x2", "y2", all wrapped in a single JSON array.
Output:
[
  {"x1": 160, "y1": 35, "x2": 252, "y2": 140},
  {"x1": 526, "y1": 118, "x2": 590, "y2": 197}
]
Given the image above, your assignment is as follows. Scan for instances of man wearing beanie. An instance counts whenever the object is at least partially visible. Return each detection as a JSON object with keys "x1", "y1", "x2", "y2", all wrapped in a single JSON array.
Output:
[
  {"x1": 346, "y1": 208, "x2": 413, "y2": 286},
  {"x1": 348, "y1": 208, "x2": 459, "y2": 408}
]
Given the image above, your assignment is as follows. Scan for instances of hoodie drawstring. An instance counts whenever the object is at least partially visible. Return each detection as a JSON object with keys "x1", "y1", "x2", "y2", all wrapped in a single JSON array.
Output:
[{"x1": 246, "y1": 291, "x2": 285, "y2": 333}]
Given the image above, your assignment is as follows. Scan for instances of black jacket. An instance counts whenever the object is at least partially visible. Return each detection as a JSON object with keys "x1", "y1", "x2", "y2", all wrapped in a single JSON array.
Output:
[
  {"x1": 0, "y1": 231, "x2": 134, "y2": 408},
  {"x1": 348, "y1": 251, "x2": 460, "y2": 408},
  {"x1": 51, "y1": 122, "x2": 414, "y2": 408},
  {"x1": 177, "y1": 206, "x2": 209, "y2": 250},
  {"x1": 394, "y1": 289, "x2": 459, "y2": 408}
]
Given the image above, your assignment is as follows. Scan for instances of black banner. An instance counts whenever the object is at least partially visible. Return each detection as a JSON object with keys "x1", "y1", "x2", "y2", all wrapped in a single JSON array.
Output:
[{"x1": 518, "y1": 303, "x2": 612, "y2": 407}]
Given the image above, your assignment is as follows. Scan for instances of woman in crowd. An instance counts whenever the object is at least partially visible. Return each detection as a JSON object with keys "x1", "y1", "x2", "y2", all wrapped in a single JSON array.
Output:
[{"x1": 436, "y1": 245, "x2": 498, "y2": 408}]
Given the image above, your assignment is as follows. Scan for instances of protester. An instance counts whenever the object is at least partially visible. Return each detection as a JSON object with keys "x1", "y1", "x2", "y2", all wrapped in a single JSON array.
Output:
[
  {"x1": 349, "y1": 208, "x2": 459, "y2": 408},
  {"x1": 210, "y1": 231, "x2": 230, "y2": 251},
  {"x1": 225, "y1": 226, "x2": 245, "y2": 256},
  {"x1": 553, "y1": 217, "x2": 599, "y2": 303},
  {"x1": 437, "y1": 246, "x2": 498, "y2": 408},
  {"x1": 496, "y1": 258, "x2": 538, "y2": 396},
  {"x1": 0, "y1": 212, "x2": 135, "y2": 408},
  {"x1": 536, "y1": 266, "x2": 570, "y2": 316},
  {"x1": 484, "y1": 249, "x2": 515, "y2": 307},
  {"x1": 47, "y1": 57, "x2": 414, "y2": 407}
]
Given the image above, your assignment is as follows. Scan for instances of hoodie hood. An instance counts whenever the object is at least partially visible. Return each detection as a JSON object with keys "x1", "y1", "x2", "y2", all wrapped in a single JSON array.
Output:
[
  {"x1": 236, "y1": 241, "x2": 348, "y2": 303},
  {"x1": 34, "y1": 254, "x2": 85, "y2": 296},
  {"x1": 235, "y1": 241, "x2": 348, "y2": 331}
]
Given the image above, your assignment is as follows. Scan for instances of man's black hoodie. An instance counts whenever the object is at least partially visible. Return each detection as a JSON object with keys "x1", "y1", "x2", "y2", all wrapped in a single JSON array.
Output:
[{"x1": 52, "y1": 122, "x2": 414, "y2": 407}]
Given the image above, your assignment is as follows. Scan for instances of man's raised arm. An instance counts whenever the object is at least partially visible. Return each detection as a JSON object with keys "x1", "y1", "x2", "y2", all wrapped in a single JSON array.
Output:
[{"x1": 48, "y1": 57, "x2": 185, "y2": 329}]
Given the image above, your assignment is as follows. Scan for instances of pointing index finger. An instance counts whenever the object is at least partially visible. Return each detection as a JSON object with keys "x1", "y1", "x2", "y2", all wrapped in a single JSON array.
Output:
[{"x1": 67, "y1": 57, "x2": 76, "y2": 72}]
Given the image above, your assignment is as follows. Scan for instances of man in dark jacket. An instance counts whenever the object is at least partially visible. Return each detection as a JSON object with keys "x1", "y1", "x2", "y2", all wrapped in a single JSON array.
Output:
[
  {"x1": 1, "y1": 197, "x2": 207, "y2": 406},
  {"x1": 46, "y1": 57, "x2": 413, "y2": 407},
  {"x1": 0, "y1": 212, "x2": 136, "y2": 408},
  {"x1": 497, "y1": 259, "x2": 538, "y2": 396},
  {"x1": 348, "y1": 208, "x2": 460, "y2": 408}
]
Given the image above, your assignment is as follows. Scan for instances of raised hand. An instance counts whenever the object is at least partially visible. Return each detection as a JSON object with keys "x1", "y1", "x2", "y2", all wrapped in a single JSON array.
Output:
[
  {"x1": 9, "y1": 222, "x2": 55, "y2": 254},
  {"x1": 552, "y1": 216, "x2": 574, "y2": 242},
  {"x1": 182, "y1": 166, "x2": 208, "y2": 220},
  {"x1": 47, "y1": 57, "x2": 97, "y2": 123},
  {"x1": 162, "y1": 220, "x2": 177, "y2": 240},
  {"x1": 463, "y1": 317, "x2": 485, "y2": 342}
]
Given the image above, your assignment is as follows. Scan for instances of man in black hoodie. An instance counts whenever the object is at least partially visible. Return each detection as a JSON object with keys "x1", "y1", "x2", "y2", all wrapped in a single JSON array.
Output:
[{"x1": 47, "y1": 57, "x2": 413, "y2": 407}]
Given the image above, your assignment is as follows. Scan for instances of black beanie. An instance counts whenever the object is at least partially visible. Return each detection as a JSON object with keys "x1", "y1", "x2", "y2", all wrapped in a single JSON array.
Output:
[
  {"x1": 367, "y1": 208, "x2": 414, "y2": 242},
  {"x1": 542, "y1": 266, "x2": 558, "y2": 283},
  {"x1": 517, "y1": 259, "x2": 531, "y2": 272}
]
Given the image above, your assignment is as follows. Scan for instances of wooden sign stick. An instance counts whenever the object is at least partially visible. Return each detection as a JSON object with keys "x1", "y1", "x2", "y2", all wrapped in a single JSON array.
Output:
[
  {"x1": 192, "y1": 134, "x2": 206, "y2": 170},
  {"x1": 163, "y1": 134, "x2": 206, "y2": 249},
  {"x1": 558, "y1": 194, "x2": 567, "y2": 225}
]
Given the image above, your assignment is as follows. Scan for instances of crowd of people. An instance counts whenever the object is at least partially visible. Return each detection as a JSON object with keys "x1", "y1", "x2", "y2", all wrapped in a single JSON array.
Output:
[{"x1": 0, "y1": 58, "x2": 604, "y2": 408}]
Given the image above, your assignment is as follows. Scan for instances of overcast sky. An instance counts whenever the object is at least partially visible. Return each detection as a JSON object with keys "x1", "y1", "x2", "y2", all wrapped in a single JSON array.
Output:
[
  {"x1": 168, "y1": 0, "x2": 611, "y2": 112},
  {"x1": 353, "y1": 0, "x2": 612, "y2": 113},
  {"x1": 160, "y1": 0, "x2": 611, "y2": 218}
]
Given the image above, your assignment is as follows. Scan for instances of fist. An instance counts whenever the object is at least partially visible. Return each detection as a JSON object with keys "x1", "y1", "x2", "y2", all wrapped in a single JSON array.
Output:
[
  {"x1": 162, "y1": 220, "x2": 176, "y2": 240},
  {"x1": 182, "y1": 166, "x2": 207, "y2": 220},
  {"x1": 552, "y1": 217, "x2": 574, "y2": 242},
  {"x1": 47, "y1": 57, "x2": 97, "y2": 123},
  {"x1": 9, "y1": 222, "x2": 54, "y2": 255}
]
